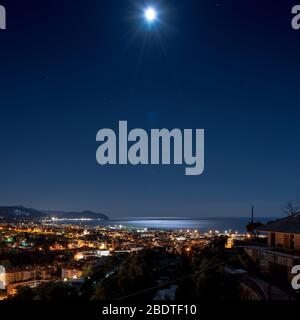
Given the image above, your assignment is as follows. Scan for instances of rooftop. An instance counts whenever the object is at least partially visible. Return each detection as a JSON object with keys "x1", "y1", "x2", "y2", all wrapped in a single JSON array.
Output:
[{"x1": 258, "y1": 213, "x2": 300, "y2": 234}]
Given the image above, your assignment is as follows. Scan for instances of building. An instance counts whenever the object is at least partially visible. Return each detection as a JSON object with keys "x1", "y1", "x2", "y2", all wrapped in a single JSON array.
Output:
[
  {"x1": 7, "y1": 279, "x2": 48, "y2": 296},
  {"x1": 0, "y1": 265, "x2": 5, "y2": 289},
  {"x1": 0, "y1": 266, "x2": 52, "y2": 296},
  {"x1": 61, "y1": 266, "x2": 83, "y2": 280},
  {"x1": 74, "y1": 250, "x2": 110, "y2": 261},
  {"x1": 244, "y1": 214, "x2": 300, "y2": 284},
  {"x1": 4, "y1": 267, "x2": 36, "y2": 287},
  {"x1": 258, "y1": 214, "x2": 300, "y2": 251}
]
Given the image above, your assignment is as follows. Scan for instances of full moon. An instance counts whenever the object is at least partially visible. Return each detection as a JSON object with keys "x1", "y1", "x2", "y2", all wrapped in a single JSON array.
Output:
[{"x1": 144, "y1": 7, "x2": 157, "y2": 22}]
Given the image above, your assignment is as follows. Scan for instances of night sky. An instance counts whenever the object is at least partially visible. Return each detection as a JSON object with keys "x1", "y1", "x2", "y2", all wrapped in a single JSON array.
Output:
[{"x1": 0, "y1": 0, "x2": 299, "y2": 218}]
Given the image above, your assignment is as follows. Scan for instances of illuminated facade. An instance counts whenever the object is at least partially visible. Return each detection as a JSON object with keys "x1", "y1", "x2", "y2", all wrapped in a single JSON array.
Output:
[
  {"x1": 61, "y1": 267, "x2": 83, "y2": 280},
  {"x1": 0, "y1": 265, "x2": 5, "y2": 289}
]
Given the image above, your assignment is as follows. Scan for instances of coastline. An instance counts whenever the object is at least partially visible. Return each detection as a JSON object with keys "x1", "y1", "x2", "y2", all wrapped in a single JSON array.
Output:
[{"x1": 48, "y1": 217, "x2": 275, "y2": 233}]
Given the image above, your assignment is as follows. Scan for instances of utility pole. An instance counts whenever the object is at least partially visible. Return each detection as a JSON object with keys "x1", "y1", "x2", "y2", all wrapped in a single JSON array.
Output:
[{"x1": 251, "y1": 205, "x2": 254, "y2": 224}]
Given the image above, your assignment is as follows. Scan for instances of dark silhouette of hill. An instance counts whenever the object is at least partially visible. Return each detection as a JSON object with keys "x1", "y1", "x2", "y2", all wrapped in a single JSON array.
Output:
[
  {"x1": 0, "y1": 206, "x2": 109, "y2": 220},
  {"x1": 44, "y1": 210, "x2": 109, "y2": 220}
]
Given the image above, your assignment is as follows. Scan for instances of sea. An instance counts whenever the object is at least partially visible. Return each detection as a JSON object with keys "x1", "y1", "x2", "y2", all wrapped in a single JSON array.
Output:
[{"x1": 56, "y1": 217, "x2": 275, "y2": 234}]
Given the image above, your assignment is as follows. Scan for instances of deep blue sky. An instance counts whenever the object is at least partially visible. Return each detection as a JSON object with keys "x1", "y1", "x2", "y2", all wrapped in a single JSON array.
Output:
[{"x1": 0, "y1": 0, "x2": 299, "y2": 218}]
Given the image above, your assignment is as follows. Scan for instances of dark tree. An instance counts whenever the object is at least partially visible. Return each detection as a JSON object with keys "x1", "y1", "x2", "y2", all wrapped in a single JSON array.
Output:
[
  {"x1": 246, "y1": 221, "x2": 264, "y2": 235},
  {"x1": 282, "y1": 201, "x2": 300, "y2": 216}
]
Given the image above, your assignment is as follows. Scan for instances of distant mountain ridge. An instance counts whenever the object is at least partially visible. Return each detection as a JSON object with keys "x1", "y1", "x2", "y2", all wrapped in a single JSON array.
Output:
[
  {"x1": 0, "y1": 206, "x2": 47, "y2": 219},
  {"x1": 44, "y1": 210, "x2": 109, "y2": 220},
  {"x1": 0, "y1": 206, "x2": 109, "y2": 220}
]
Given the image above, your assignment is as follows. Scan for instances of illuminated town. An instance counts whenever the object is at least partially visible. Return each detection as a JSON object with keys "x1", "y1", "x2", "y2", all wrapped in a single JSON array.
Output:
[{"x1": 0, "y1": 212, "x2": 299, "y2": 301}]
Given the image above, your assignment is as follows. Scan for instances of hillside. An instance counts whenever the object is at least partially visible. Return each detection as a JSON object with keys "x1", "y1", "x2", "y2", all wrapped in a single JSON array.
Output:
[
  {"x1": 44, "y1": 210, "x2": 109, "y2": 220},
  {"x1": 0, "y1": 206, "x2": 109, "y2": 221},
  {"x1": 0, "y1": 206, "x2": 46, "y2": 220}
]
